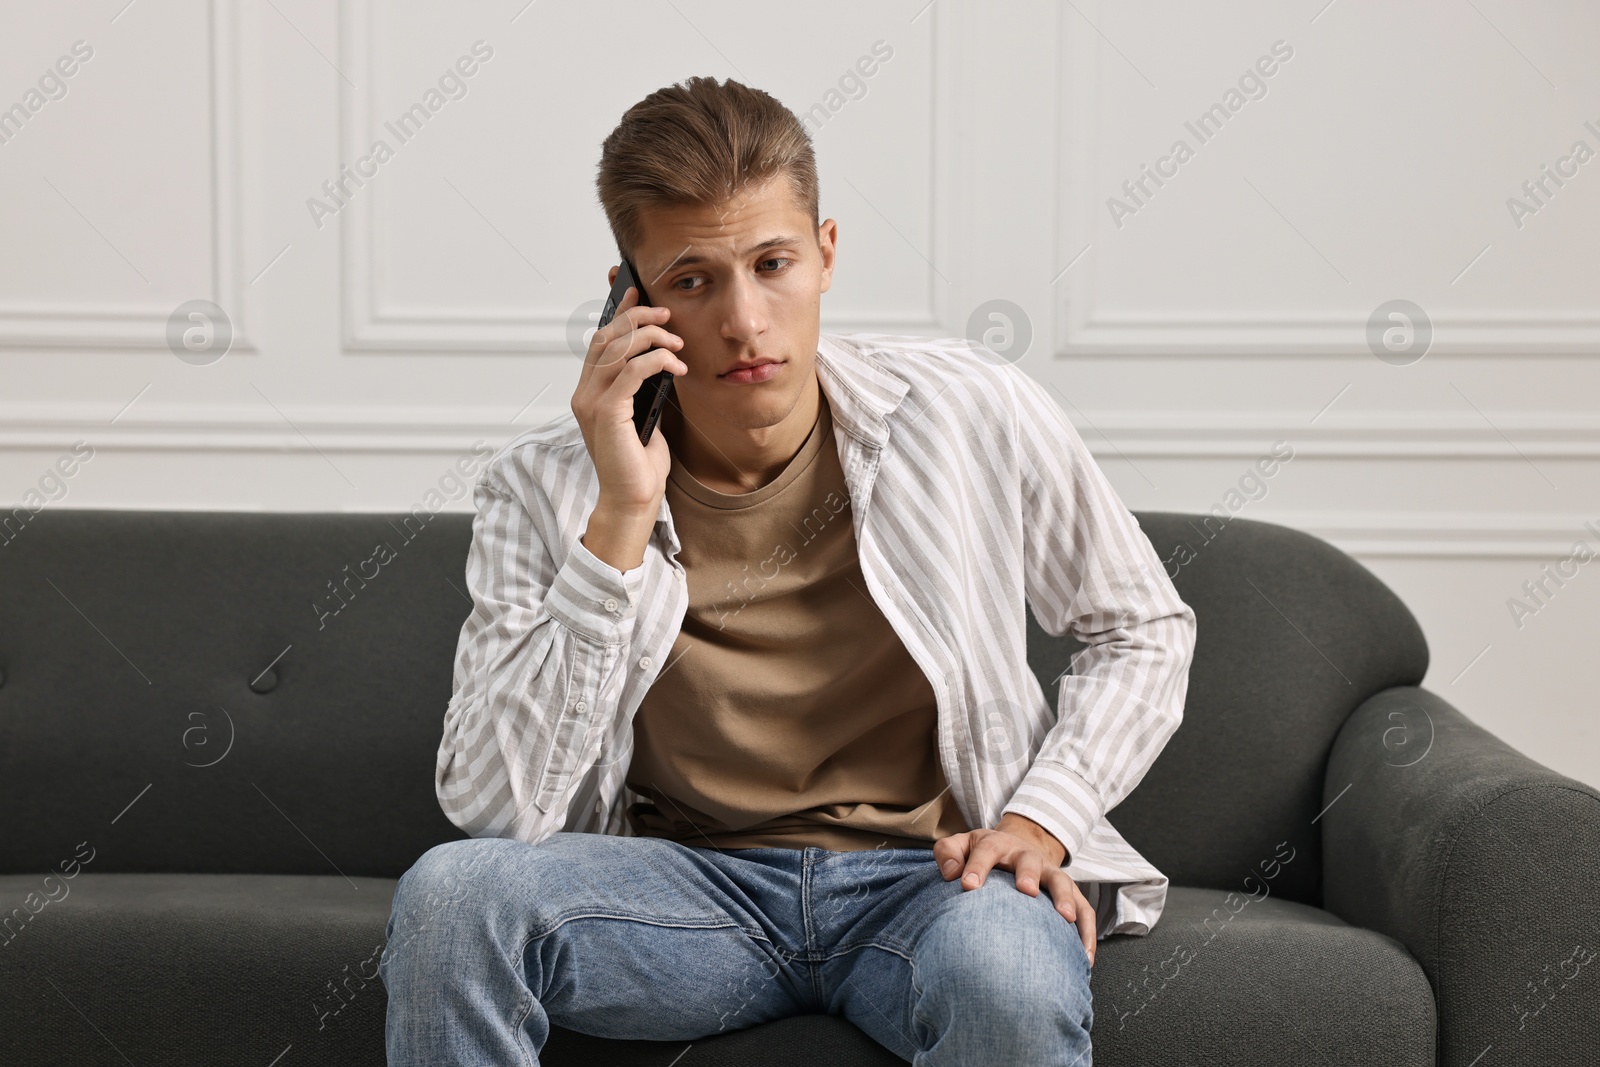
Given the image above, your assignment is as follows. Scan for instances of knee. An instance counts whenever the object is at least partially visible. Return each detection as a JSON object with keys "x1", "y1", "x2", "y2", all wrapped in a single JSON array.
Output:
[
  {"x1": 914, "y1": 883, "x2": 1094, "y2": 1027},
  {"x1": 385, "y1": 837, "x2": 529, "y2": 956},
  {"x1": 393, "y1": 838, "x2": 500, "y2": 909}
]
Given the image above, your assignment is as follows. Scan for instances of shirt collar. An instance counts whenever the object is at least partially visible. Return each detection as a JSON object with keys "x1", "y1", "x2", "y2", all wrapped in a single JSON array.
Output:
[
  {"x1": 652, "y1": 332, "x2": 912, "y2": 532},
  {"x1": 814, "y1": 332, "x2": 911, "y2": 450}
]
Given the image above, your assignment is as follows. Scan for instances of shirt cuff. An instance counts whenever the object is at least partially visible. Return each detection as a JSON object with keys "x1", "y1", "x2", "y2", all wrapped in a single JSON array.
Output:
[
  {"x1": 543, "y1": 534, "x2": 647, "y2": 645},
  {"x1": 1001, "y1": 759, "x2": 1105, "y2": 868}
]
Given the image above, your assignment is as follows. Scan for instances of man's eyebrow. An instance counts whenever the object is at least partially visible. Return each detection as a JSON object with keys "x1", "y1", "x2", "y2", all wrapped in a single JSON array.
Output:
[{"x1": 668, "y1": 235, "x2": 808, "y2": 270}]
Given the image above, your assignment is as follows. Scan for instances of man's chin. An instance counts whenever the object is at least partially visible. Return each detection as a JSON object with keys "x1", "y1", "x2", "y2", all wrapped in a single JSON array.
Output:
[{"x1": 671, "y1": 372, "x2": 810, "y2": 429}]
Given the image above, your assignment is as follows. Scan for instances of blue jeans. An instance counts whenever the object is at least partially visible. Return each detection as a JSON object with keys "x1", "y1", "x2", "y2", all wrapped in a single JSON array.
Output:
[{"x1": 378, "y1": 832, "x2": 1094, "y2": 1065}]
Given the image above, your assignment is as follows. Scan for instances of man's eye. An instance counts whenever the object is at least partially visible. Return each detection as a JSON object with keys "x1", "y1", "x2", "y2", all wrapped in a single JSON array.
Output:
[{"x1": 673, "y1": 260, "x2": 788, "y2": 291}]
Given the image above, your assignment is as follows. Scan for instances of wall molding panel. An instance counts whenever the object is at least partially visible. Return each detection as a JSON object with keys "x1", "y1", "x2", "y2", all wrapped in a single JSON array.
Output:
[
  {"x1": 1049, "y1": 3, "x2": 1600, "y2": 360},
  {"x1": 0, "y1": 0, "x2": 256, "y2": 353},
  {"x1": 336, "y1": 0, "x2": 959, "y2": 353}
]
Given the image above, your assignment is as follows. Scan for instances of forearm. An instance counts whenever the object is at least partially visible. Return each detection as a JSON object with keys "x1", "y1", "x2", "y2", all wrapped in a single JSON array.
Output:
[{"x1": 437, "y1": 482, "x2": 646, "y2": 839}]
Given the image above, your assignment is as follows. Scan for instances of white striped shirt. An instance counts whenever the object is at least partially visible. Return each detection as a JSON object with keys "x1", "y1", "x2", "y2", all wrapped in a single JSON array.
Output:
[{"x1": 437, "y1": 332, "x2": 1197, "y2": 939}]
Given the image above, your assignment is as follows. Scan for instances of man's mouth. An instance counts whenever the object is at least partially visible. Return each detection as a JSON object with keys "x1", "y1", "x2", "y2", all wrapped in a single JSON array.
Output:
[{"x1": 718, "y1": 360, "x2": 784, "y2": 384}]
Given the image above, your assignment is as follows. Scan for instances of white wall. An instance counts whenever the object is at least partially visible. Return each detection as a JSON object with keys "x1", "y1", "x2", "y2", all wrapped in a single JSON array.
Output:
[{"x1": 2, "y1": 0, "x2": 1596, "y2": 787}]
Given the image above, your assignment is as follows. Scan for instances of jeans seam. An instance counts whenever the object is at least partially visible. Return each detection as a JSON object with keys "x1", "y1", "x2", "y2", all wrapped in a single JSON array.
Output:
[
  {"x1": 822, "y1": 937, "x2": 914, "y2": 964},
  {"x1": 528, "y1": 910, "x2": 770, "y2": 943},
  {"x1": 800, "y1": 850, "x2": 825, "y2": 1008},
  {"x1": 511, "y1": 982, "x2": 538, "y2": 1067},
  {"x1": 814, "y1": 846, "x2": 934, "y2": 868}
]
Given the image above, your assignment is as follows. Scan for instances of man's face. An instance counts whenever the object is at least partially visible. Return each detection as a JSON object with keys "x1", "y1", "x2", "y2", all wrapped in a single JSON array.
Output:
[{"x1": 626, "y1": 174, "x2": 836, "y2": 435}]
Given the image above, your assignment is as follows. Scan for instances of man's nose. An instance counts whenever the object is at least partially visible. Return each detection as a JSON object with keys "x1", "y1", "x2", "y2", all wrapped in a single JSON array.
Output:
[{"x1": 719, "y1": 271, "x2": 767, "y2": 343}]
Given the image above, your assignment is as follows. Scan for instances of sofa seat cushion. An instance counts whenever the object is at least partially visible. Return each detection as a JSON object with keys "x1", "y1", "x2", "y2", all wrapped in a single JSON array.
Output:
[
  {"x1": 0, "y1": 876, "x2": 1435, "y2": 1067},
  {"x1": 0, "y1": 873, "x2": 399, "y2": 1067},
  {"x1": 1084, "y1": 885, "x2": 1437, "y2": 1066}
]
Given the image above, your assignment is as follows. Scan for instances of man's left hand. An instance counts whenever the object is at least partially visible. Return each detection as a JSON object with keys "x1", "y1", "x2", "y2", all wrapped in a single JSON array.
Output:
[{"x1": 933, "y1": 813, "x2": 1096, "y2": 967}]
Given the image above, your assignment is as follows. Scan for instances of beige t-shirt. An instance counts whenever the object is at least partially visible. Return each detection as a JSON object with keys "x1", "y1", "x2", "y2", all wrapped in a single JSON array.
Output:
[{"x1": 624, "y1": 388, "x2": 971, "y2": 851}]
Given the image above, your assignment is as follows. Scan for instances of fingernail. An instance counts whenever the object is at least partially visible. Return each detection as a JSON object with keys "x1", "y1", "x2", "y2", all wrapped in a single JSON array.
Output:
[{"x1": 941, "y1": 859, "x2": 958, "y2": 876}]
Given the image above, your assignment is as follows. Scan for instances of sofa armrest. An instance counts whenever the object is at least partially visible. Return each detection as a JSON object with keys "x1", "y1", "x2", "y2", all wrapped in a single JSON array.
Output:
[{"x1": 1322, "y1": 685, "x2": 1600, "y2": 1067}]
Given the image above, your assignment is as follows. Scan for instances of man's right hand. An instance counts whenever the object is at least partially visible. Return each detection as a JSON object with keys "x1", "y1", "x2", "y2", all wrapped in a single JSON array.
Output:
[{"x1": 571, "y1": 283, "x2": 687, "y2": 570}]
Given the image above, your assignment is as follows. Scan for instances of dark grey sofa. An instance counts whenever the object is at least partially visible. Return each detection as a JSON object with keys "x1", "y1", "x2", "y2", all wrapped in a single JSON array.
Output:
[{"x1": 1, "y1": 508, "x2": 1595, "y2": 1066}]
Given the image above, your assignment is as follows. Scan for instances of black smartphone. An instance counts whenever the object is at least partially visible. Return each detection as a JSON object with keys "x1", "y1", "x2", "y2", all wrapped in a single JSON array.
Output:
[{"x1": 597, "y1": 258, "x2": 674, "y2": 446}]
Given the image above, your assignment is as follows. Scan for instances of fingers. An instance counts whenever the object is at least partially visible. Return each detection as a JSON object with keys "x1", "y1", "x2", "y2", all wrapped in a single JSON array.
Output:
[
  {"x1": 612, "y1": 346, "x2": 686, "y2": 402},
  {"x1": 579, "y1": 295, "x2": 681, "y2": 396},
  {"x1": 1075, "y1": 887, "x2": 1097, "y2": 967},
  {"x1": 579, "y1": 285, "x2": 636, "y2": 390},
  {"x1": 605, "y1": 282, "x2": 642, "y2": 334},
  {"x1": 937, "y1": 831, "x2": 1097, "y2": 969},
  {"x1": 933, "y1": 833, "x2": 972, "y2": 881},
  {"x1": 1036, "y1": 869, "x2": 1076, "y2": 923},
  {"x1": 595, "y1": 299, "x2": 676, "y2": 364},
  {"x1": 956, "y1": 832, "x2": 1004, "y2": 890},
  {"x1": 596, "y1": 316, "x2": 681, "y2": 376},
  {"x1": 575, "y1": 308, "x2": 686, "y2": 423},
  {"x1": 1044, "y1": 870, "x2": 1096, "y2": 968},
  {"x1": 1012, "y1": 849, "x2": 1045, "y2": 896},
  {"x1": 946, "y1": 830, "x2": 1034, "y2": 891}
]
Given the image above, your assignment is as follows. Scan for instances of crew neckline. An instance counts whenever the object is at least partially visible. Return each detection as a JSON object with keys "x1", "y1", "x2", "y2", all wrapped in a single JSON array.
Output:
[{"x1": 669, "y1": 389, "x2": 832, "y2": 511}]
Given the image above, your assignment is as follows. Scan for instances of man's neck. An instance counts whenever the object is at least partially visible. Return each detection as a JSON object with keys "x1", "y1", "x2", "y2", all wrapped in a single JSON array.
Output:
[{"x1": 663, "y1": 371, "x2": 821, "y2": 495}]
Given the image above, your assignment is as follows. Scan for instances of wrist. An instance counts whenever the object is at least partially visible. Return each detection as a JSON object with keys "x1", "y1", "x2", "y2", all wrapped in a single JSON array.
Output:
[{"x1": 581, "y1": 500, "x2": 657, "y2": 573}]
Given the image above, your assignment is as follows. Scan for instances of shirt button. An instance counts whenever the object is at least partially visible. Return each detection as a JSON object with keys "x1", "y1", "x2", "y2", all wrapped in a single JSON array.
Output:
[
  {"x1": 574, "y1": 700, "x2": 587, "y2": 712},
  {"x1": 638, "y1": 656, "x2": 653, "y2": 670},
  {"x1": 603, "y1": 597, "x2": 619, "y2": 613}
]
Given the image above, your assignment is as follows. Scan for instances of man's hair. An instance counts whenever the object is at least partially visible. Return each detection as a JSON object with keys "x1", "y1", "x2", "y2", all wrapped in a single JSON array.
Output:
[{"x1": 596, "y1": 76, "x2": 819, "y2": 267}]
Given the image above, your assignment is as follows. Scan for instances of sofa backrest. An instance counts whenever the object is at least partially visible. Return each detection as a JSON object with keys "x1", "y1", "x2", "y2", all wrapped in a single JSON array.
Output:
[
  {"x1": 0, "y1": 510, "x2": 475, "y2": 880},
  {"x1": 1027, "y1": 512, "x2": 1428, "y2": 908},
  {"x1": 0, "y1": 509, "x2": 1427, "y2": 899}
]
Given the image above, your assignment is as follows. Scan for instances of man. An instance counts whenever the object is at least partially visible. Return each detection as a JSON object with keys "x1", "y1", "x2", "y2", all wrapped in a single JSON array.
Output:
[{"x1": 380, "y1": 76, "x2": 1196, "y2": 1065}]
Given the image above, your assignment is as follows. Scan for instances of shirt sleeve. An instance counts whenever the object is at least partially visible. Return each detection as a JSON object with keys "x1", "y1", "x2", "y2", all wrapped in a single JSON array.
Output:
[
  {"x1": 435, "y1": 465, "x2": 646, "y2": 841},
  {"x1": 998, "y1": 366, "x2": 1198, "y2": 867}
]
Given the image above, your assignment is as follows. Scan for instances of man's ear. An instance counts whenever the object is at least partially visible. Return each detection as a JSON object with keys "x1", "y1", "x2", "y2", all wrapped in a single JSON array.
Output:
[
  {"x1": 817, "y1": 218, "x2": 838, "y2": 295},
  {"x1": 607, "y1": 264, "x2": 619, "y2": 287}
]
